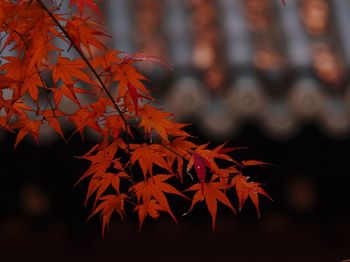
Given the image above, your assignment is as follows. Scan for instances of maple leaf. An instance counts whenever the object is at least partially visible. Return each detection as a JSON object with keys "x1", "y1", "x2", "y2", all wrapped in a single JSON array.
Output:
[
  {"x1": 138, "y1": 104, "x2": 176, "y2": 142},
  {"x1": 163, "y1": 137, "x2": 195, "y2": 159},
  {"x1": 123, "y1": 52, "x2": 172, "y2": 70},
  {"x1": 215, "y1": 166, "x2": 240, "y2": 184},
  {"x1": 66, "y1": 15, "x2": 109, "y2": 57},
  {"x1": 21, "y1": 72, "x2": 43, "y2": 101},
  {"x1": 1, "y1": 56, "x2": 28, "y2": 81},
  {"x1": 160, "y1": 137, "x2": 196, "y2": 181},
  {"x1": 0, "y1": 98, "x2": 33, "y2": 119},
  {"x1": 86, "y1": 171, "x2": 129, "y2": 207},
  {"x1": 27, "y1": 33, "x2": 61, "y2": 70},
  {"x1": 52, "y1": 54, "x2": 92, "y2": 85},
  {"x1": 135, "y1": 199, "x2": 163, "y2": 231},
  {"x1": 47, "y1": 117, "x2": 65, "y2": 139},
  {"x1": 191, "y1": 152, "x2": 211, "y2": 194},
  {"x1": 69, "y1": 107, "x2": 102, "y2": 137},
  {"x1": 102, "y1": 114, "x2": 124, "y2": 139},
  {"x1": 231, "y1": 174, "x2": 272, "y2": 218},
  {"x1": 186, "y1": 143, "x2": 240, "y2": 186},
  {"x1": 0, "y1": 75, "x2": 16, "y2": 89},
  {"x1": 186, "y1": 176, "x2": 236, "y2": 230},
  {"x1": 112, "y1": 62, "x2": 150, "y2": 112},
  {"x1": 39, "y1": 109, "x2": 66, "y2": 140},
  {"x1": 127, "y1": 82, "x2": 139, "y2": 116},
  {"x1": 0, "y1": 117, "x2": 10, "y2": 131},
  {"x1": 91, "y1": 50, "x2": 122, "y2": 70},
  {"x1": 53, "y1": 84, "x2": 91, "y2": 107},
  {"x1": 196, "y1": 143, "x2": 240, "y2": 170},
  {"x1": 11, "y1": 118, "x2": 42, "y2": 148},
  {"x1": 130, "y1": 144, "x2": 170, "y2": 178},
  {"x1": 0, "y1": 56, "x2": 45, "y2": 101},
  {"x1": 77, "y1": 141, "x2": 120, "y2": 183},
  {"x1": 70, "y1": 0, "x2": 102, "y2": 16},
  {"x1": 89, "y1": 194, "x2": 126, "y2": 238},
  {"x1": 242, "y1": 160, "x2": 271, "y2": 167},
  {"x1": 133, "y1": 174, "x2": 188, "y2": 230}
]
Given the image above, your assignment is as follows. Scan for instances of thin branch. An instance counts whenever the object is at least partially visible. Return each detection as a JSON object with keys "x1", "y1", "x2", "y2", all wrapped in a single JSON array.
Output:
[{"x1": 35, "y1": 0, "x2": 134, "y2": 178}]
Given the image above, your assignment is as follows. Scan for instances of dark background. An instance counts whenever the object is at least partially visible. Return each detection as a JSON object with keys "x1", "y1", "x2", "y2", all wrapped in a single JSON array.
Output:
[{"x1": 1, "y1": 123, "x2": 350, "y2": 262}]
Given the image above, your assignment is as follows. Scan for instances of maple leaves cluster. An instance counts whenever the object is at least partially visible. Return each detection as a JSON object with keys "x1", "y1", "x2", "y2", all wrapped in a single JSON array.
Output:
[{"x1": 0, "y1": 0, "x2": 272, "y2": 235}]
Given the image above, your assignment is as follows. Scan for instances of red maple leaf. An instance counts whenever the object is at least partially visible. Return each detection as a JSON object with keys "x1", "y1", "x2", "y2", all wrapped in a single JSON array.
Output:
[
  {"x1": 231, "y1": 174, "x2": 272, "y2": 217},
  {"x1": 88, "y1": 194, "x2": 126, "y2": 238},
  {"x1": 69, "y1": 0, "x2": 102, "y2": 16},
  {"x1": 186, "y1": 175, "x2": 236, "y2": 230},
  {"x1": 133, "y1": 174, "x2": 188, "y2": 230}
]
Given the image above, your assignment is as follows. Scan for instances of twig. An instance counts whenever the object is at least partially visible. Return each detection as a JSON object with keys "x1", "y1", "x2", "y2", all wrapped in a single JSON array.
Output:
[{"x1": 35, "y1": 0, "x2": 134, "y2": 179}]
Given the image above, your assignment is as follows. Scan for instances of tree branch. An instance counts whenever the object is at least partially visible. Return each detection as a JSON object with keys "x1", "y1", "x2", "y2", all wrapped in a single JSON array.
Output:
[{"x1": 35, "y1": 0, "x2": 134, "y2": 178}]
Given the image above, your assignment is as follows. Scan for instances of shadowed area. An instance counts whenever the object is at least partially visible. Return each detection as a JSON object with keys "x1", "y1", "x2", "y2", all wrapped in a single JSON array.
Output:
[{"x1": 1, "y1": 124, "x2": 350, "y2": 262}]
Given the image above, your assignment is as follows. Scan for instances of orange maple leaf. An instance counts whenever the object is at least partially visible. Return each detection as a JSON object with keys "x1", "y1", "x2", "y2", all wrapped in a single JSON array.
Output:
[
  {"x1": 0, "y1": 98, "x2": 33, "y2": 119},
  {"x1": 70, "y1": 0, "x2": 102, "y2": 16},
  {"x1": 53, "y1": 83, "x2": 91, "y2": 107},
  {"x1": 123, "y1": 52, "x2": 171, "y2": 70},
  {"x1": 86, "y1": 171, "x2": 129, "y2": 207},
  {"x1": 27, "y1": 33, "x2": 61, "y2": 70},
  {"x1": 66, "y1": 15, "x2": 109, "y2": 57},
  {"x1": 134, "y1": 199, "x2": 163, "y2": 230},
  {"x1": 186, "y1": 175, "x2": 236, "y2": 230},
  {"x1": 12, "y1": 117, "x2": 42, "y2": 148},
  {"x1": 160, "y1": 137, "x2": 196, "y2": 181},
  {"x1": 91, "y1": 50, "x2": 122, "y2": 70},
  {"x1": 89, "y1": 194, "x2": 126, "y2": 238},
  {"x1": 69, "y1": 107, "x2": 102, "y2": 137},
  {"x1": 102, "y1": 114, "x2": 124, "y2": 139},
  {"x1": 47, "y1": 117, "x2": 65, "y2": 139},
  {"x1": 242, "y1": 160, "x2": 271, "y2": 167},
  {"x1": 112, "y1": 62, "x2": 150, "y2": 114},
  {"x1": 39, "y1": 109, "x2": 66, "y2": 140},
  {"x1": 52, "y1": 54, "x2": 92, "y2": 85},
  {"x1": 133, "y1": 174, "x2": 188, "y2": 230},
  {"x1": 138, "y1": 104, "x2": 177, "y2": 142},
  {"x1": 130, "y1": 144, "x2": 170, "y2": 178},
  {"x1": 77, "y1": 141, "x2": 120, "y2": 183},
  {"x1": 187, "y1": 143, "x2": 240, "y2": 173},
  {"x1": 1, "y1": 56, "x2": 29, "y2": 81},
  {"x1": 231, "y1": 174, "x2": 272, "y2": 217}
]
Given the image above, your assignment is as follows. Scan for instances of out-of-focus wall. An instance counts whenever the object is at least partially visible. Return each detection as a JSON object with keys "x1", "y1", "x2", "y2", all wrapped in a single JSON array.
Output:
[{"x1": 107, "y1": 0, "x2": 350, "y2": 140}]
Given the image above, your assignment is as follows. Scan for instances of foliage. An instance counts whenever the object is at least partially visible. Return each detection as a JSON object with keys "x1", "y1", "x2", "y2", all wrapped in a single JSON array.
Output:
[{"x1": 0, "y1": 0, "x2": 272, "y2": 235}]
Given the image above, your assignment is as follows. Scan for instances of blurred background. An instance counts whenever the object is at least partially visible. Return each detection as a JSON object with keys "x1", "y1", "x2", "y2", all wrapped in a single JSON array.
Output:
[{"x1": 1, "y1": 0, "x2": 350, "y2": 261}]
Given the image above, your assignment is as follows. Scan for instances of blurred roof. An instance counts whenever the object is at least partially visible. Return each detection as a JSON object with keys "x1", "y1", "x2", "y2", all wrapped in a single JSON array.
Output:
[{"x1": 106, "y1": 0, "x2": 350, "y2": 140}]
